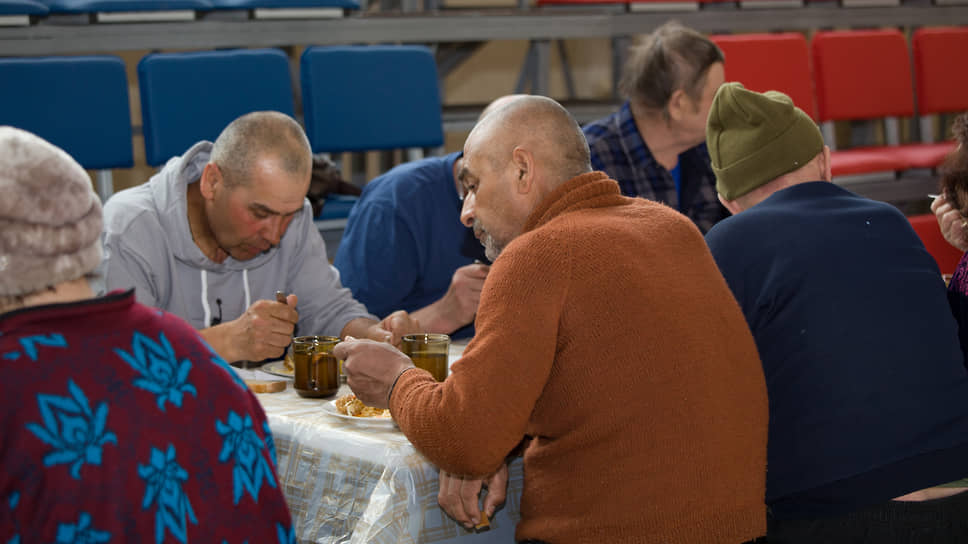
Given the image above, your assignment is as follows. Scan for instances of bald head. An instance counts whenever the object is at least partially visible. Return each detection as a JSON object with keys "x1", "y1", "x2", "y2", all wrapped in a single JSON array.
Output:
[
  {"x1": 210, "y1": 111, "x2": 312, "y2": 187},
  {"x1": 478, "y1": 94, "x2": 530, "y2": 122},
  {"x1": 467, "y1": 95, "x2": 591, "y2": 188}
]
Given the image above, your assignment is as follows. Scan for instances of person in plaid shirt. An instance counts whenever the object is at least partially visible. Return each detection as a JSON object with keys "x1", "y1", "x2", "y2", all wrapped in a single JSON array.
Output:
[{"x1": 584, "y1": 21, "x2": 728, "y2": 233}]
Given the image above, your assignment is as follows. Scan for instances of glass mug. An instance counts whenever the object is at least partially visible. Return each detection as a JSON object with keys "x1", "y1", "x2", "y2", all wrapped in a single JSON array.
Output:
[
  {"x1": 401, "y1": 333, "x2": 450, "y2": 382},
  {"x1": 291, "y1": 335, "x2": 341, "y2": 398}
]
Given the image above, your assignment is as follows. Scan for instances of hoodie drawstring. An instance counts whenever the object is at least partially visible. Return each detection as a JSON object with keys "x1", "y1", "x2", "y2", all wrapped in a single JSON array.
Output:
[
  {"x1": 200, "y1": 268, "x2": 252, "y2": 327},
  {"x1": 201, "y1": 269, "x2": 211, "y2": 327},
  {"x1": 242, "y1": 268, "x2": 251, "y2": 309}
]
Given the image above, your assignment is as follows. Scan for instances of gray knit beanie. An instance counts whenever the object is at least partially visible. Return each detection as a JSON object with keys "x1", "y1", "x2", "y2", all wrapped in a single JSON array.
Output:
[{"x1": 0, "y1": 126, "x2": 102, "y2": 296}]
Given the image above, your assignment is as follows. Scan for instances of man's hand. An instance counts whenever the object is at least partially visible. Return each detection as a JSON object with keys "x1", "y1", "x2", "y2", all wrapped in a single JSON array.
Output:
[
  {"x1": 932, "y1": 193, "x2": 968, "y2": 253},
  {"x1": 334, "y1": 338, "x2": 413, "y2": 408},
  {"x1": 341, "y1": 312, "x2": 420, "y2": 348},
  {"x1": 443, "y1": 263, "x2": 489, "y2": 325},
  {"x1": 202, "y1": 295, "x2": 298, "y2": 363},
  {"x1": 413, "y1": 263, "x2": 489, "y2": 334},
  {"x1": 438, "y1": 464, "x2": 509, "y2": 530},
  {"x1": 379, "y1": 310, "x2": 422, "y2": 347}
]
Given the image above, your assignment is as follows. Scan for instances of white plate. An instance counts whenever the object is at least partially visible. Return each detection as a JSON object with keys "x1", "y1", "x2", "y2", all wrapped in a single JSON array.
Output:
[
  {"x1": 321, "y1": 400, "x2": 397, "y2": 428},
  {"x1": 261, "y1": 360, "x2": 294, "y2": 379}
]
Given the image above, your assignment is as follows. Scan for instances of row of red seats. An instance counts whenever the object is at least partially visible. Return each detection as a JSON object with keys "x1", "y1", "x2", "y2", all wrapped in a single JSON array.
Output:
[{"x1": 710, "y1": 27, "x2": 968, "y2": 180}]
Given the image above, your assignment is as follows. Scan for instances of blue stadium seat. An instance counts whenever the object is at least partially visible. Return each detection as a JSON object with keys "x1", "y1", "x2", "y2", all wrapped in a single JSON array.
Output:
[
  {"x1": 0, "y1": 0, "x2": 48, "y2": 14},
  {"x1": 209, "y1": 0, "x2": 357, "y2": 9},
  {"x1": 0, "y1": 55, "x2": 133, "y2": 201},
  {"x1": 300, "y1": 45, "x2": 444, "y2": 154},
  {"x1": 138, "y1": 48, "x2": 295, "y2": 166},
  {"x1": 40, "y1": 0, "x2": 211, "y2": 15}
]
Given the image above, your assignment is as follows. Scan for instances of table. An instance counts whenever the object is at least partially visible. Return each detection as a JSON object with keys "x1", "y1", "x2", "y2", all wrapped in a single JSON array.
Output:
[{"x1": 250, "y1": 341, "x2": 524, "y2": 544}]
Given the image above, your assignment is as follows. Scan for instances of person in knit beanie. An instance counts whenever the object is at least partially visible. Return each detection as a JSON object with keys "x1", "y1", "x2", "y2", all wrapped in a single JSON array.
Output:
[
  {"x1": 0, "y1": 126, "x2": 102, "y2": 313},
  {"x1": 705, "y1": 84, "x2": 968, "y2": 543},
  {"x1": 0, "y1": 126, "x2": 296, "y2": 542}
]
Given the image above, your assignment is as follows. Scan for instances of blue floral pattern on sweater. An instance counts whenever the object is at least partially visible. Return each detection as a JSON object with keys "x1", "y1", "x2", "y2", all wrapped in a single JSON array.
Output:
[
  {"x1": 25, "y1": 380, "x2": 118, "y2": 479},
  {"x1": 3, "y1": 292, "x2": 293, "y2": 543},
  {"x1": 216, "y1": 411, "x2": 277, "y2": 505},
  {"x1": 114, "y1": 332, "x2": 197, "y2": 412},
  {"x1": 138, "y1": 444, "x2": 197, "y2": 544},
  {"x1": 54, "y1": 512, "x2": 111, "y2": 543}
]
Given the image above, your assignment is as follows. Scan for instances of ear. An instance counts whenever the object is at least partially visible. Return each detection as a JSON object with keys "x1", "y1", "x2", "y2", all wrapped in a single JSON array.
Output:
[
  {"x1": 200, "y1": 163, "x2": 221, "y2": 200},
  {"x1": 719, "y1": 193, "x2": 742, "y2": 216},
  {"x1": 510, "y1": 146, "x2": 535, "y2": 194},
  {"x1": 667, "y1": 89, "x2": 689, "y2": 122},
  {"x1": 820, "y1": 145, "x2": 833, "y2": 182}
]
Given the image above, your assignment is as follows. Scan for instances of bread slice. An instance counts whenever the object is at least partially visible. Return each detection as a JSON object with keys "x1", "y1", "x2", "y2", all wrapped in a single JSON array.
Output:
[{"x1": 245, "y1": 379, "x2": 287, "y2": 393}]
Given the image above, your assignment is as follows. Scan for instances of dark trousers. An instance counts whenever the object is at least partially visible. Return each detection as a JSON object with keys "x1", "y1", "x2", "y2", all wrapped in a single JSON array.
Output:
[{"x1": 768, "y1": 490, "x2": 968, "y2": 544}]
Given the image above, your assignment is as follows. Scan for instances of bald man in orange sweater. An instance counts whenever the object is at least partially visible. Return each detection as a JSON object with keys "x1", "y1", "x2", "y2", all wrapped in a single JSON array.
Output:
[{"x1": 335, "y1": 96, "x2": 768, "y2": 544}]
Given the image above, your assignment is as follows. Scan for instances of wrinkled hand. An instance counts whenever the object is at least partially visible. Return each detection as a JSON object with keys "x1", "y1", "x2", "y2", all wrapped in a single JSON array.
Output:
[
  {"x1": 378, "y1": 310, "x2": 422, "y2": 347},
  {"x1": 222, "y1": 295, "x2": 298, "y2": 362},
  {"x1": 931, "y1": 193, "x2": 968, "y2": 252},
  {"x1": 440, "y1": 263, "x2": 490, "y2": 328},
  {"x1": 334, "y1": 337, "x2": 413, "y2": 409},
  {"x1": 438, "y1": 464, "x2": 509, "y2": 530}
]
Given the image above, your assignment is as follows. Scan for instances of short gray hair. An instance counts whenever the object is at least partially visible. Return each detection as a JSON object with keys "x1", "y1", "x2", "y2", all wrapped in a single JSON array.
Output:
[{"x1": 210, "y1": 111, "x2": 312, "y2": 186}]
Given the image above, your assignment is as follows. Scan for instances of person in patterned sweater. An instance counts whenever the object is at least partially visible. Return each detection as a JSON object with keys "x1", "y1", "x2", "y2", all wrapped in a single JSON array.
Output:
[{"x1": 0, "y1": 126, "x2": 294, "y2": 543}]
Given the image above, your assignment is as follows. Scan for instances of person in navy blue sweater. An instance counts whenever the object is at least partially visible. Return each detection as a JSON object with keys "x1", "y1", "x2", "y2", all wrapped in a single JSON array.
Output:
[{"x1": 704, "y1": 83, "x2": 968, "y2": 543}]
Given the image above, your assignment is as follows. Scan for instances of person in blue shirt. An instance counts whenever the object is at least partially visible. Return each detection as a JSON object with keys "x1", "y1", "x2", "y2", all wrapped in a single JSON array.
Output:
[
  {"x1": 335, "y1": 96, "x2": 526, "y2": 338},
  {"x1": 584, "y1": 21, "x2": 727, "y2": 233},
  {"x1": 705, "y1": 83, "x2": 968, "y2": 543}
]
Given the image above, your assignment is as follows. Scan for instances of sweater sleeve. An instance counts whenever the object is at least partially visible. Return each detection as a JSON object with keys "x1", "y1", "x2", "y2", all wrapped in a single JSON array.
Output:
[{"x1": 390, "y1": 227, "x2": 568, "y2": 476}]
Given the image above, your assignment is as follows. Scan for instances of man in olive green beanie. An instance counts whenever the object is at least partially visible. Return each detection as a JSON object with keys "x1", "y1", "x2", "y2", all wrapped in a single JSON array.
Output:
[
  {"x1": 704, "y1": 83, "x2": 968, "y2": 544},
  {"x1": 706, "y1": 82, "x2": 828, "y2": 210}
]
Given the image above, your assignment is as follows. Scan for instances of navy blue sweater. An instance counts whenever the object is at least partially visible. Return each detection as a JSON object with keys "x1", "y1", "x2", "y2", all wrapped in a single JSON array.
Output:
[{"x1": 706, "y1": 181, "x2": 968, "y2": 519}]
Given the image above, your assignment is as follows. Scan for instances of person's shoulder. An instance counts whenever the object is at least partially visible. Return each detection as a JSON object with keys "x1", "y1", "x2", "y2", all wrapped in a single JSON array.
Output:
[
  {"x1": 365, "y1": 155, "x2": 452, "y2": 196},
  {"x1": 582, "y1": 110, "x2": 621, "y2": 143},
  {"x1": 102, "y1": 183, "x2": 160, "y2": 231}
]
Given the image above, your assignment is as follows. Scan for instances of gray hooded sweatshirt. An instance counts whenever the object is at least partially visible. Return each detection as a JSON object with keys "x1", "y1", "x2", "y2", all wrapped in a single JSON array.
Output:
[{"x1": 101, "y1": 141, "x2": 375, "y2": 337}]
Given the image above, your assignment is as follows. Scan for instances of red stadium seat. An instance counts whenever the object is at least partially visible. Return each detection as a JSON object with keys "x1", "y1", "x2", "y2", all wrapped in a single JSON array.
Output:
[
  {"x1": 908, "y1": 213, "x2": 965, "y2": 276},
  {"x1": 710, "y1": 32, "x2": 816, "y2": 119},
  {"x1": 910, "y1": 26, "x2": 968, "y2": 162},
  {"x1": 812, "y1": 29, "x2": 925, "y2": 178}
]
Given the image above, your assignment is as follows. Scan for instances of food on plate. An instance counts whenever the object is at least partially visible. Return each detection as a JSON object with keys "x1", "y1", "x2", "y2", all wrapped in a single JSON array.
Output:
[
  {"x1": 244, "y1": 379, "x2": 287, "y2": 393},
  {"x1": 283, "y1": 352, "x2": 294, "y2": 371},
  {"x1": 335, "y1": 394, "x2": 390, "y2": 419}
]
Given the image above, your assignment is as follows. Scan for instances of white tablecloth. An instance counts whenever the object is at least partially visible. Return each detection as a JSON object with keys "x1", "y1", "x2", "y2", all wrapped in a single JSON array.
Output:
[{"x1": 249, "y1": 341, "x2": 523, "y2": 544}]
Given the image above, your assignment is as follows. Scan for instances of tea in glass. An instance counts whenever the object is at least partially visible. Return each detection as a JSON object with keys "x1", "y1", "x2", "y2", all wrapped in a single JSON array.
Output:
[
  {"x1": 401, "y1": 333, "x2": 450, "y2": 382},
  {"x1": 292, "y1": 335, "x2": 341, "y2": 398}
]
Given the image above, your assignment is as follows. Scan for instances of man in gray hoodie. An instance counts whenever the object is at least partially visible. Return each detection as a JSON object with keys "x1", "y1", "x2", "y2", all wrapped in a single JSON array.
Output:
[{"x1": 101, "y1": 111, "x2": 418, "y2": 363}]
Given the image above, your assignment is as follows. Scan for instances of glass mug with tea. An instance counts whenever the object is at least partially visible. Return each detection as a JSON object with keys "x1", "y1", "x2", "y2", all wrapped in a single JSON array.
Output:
[
  {"x1": 401, "y1": 333, "x2": 450, "y2": 382},
  {"x1": 291, "y1": 335, "x2": 341, "y2": 398}
]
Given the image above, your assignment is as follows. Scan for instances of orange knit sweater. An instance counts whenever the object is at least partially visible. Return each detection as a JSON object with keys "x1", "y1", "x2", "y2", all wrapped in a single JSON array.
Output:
[{"x1": 391, "y1": 172, "x2": 768, "y2": 543}]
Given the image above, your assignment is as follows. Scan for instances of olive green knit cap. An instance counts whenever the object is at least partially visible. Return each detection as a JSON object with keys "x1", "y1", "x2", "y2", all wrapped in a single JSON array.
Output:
[{"x1": 706, "y1": 82, "x2": 823, "y2": 200}]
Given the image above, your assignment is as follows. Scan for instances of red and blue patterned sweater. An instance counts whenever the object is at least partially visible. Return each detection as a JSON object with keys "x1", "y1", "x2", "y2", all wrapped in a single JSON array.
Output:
[{"x1": 1, "y1": 290, "x2": 294, "y2": 544}]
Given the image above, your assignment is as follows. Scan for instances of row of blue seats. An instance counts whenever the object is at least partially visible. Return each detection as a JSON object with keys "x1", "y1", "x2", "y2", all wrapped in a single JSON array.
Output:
[
  {"x1": 0, "y1": 46, "x2": 443, "y2": 220},
  {"x1": 0, "y1": 0, "x2": 357, "y2": 17}
]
